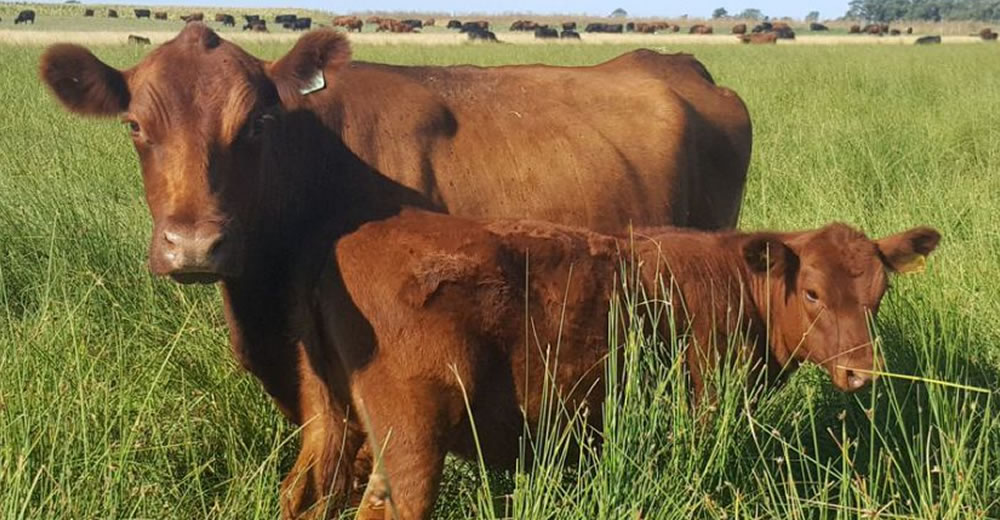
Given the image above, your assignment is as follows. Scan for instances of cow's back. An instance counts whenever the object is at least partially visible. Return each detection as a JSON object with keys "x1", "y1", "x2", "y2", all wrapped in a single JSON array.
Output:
[{"x1": 313, "y1": 50, "x2": 751, "y2": 233}]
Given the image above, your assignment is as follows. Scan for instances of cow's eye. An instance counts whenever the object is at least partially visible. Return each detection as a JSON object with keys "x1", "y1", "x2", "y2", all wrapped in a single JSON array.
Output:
[
  {"x1": 804, "y1": 290, "x2": 820, "y2": 303},
  {"x1": 124, "y1": 119, "x2": 141, "y2": 135}
]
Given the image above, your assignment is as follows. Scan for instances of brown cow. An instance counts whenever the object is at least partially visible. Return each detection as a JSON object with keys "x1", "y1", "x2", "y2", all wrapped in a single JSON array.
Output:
[
  {"x1": 741, "y1": 32, "x2": 778, "y2": 44},
  {"x1": 154, "y1": 12, "x2": 167, "y2": 20},
  {"x1": 980, "y1": 28, "x2": 998, "y2": 41},
  {"x1": 732, "y1": 23, "x2": 747, "y2": 34},
  {"x1": 849, "y1": 24, "x2": 861, "y2": 34},
  {"x1": 423, "y1": 18, "x2": 435, "y2": 27},
  {"x1": 316, "y1": 211, "x2": 940, "y2": 517},
  {"x1": 39, "y1": 24, "x2": 751, "y2": 518},
  {"x1": 332, "y1": 15, "x2": 363, "y2": 32},
  {"x1": 180, "y1": 12, "x2": 204, "y2": 23},
  {"x1": 689, "y1": 24, "x2": 714, "y2": 34}
]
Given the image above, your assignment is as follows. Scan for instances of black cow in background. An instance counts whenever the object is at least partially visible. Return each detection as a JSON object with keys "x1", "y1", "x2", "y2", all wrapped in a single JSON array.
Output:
[
  {"x1": 134, "y1": 9, "x2": 151, "y2": 19},
  {"x1": 15, "y1": 10, "x2": 36, "y2": 24}
]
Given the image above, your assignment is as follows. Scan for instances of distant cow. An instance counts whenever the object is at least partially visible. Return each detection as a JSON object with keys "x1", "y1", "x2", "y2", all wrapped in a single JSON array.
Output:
[
  {"x1": 274, "y1": 14, "x2": 296, "y2": 24},
  {"x1": 134, "y1": 9, "x2": 150, "y2": 19},
  {"x1": 510, "y1": 20, "x2": 538, "y2": 31},
  {"x1": 244, "y1": 19, "x2": 267, "y2": 32},
  {"x1": 562, "y1": 21, "x2": 576, "y2": 30},
  {"x1": 980, "y1": 28, "x2": 998, "y2": 41},
  {"x1": 181, "y1": 13, "x2": 204, "y2": 23},
  {"x1": 14, "y1": 10, "x2": 35, "y2": 24},
  {"x1": 333, "y1": 16, "x2": 363, "y2": 32},
  {"x1": 863, "y1": 23, "x2": 884, "y2": 35},
  {"x1": 446, "y1": 19, "x2": 462, "y2": 29},
  {"x1": 561, "y1": 30, "x2": 580, "y2": 39},
  {"x1": 773, "y1": 27, "x2": 795, "y2": 39},
  {"x1": 810, "y1": 22, "x2": 828, "y2": 31},
  {"x1": 890, "y1": 28, "x2": 901, "y2": 35},
  {"x1": 423, "y1": 18, "x2": 435, "y2": 26},
  {"x1": 849, "y1": 24, "x2": 861, "y2": 33},
  {"x1": 83, "y1": 9, "x2": 94, "y2": 16},
  {"x1": 219, "y1": 14, "x2": 235, "y2": 27},
  {"x1": 214, "y1": 13, "x2": 226, "y2": 22},
  {"x1": 752, "y1": 22, "x2": 772, "y2": 33},
  {"x1": 107, "y1": 9, "x2": 118, "y2": 18},
  {"x1": 290, "y1": 17, "x2": 312, "y2": 31},
  {"x1": 127, "y1": 34, "x2": 151, "y2": 45},
  {"x1": 906, "y1": 27, "x2": 913, "y2": 34},
  {"x1": 915, "y1": 35, "x2": 941, "y2": 44},
  {"x1": 689, "y1": 24, "x2": 713, "y2": 34},
  {"x1": 732, "y1": 23, "x2": 747, "y2": 34},
  {"x1": 154, "y1": 12, "x2": 167, "y2": 20},
  {"x1": 741, "y1": 32, "x2": 778, "y2": 44},
  {"x1": 464, "y1": 25, "x2": 498, "y2": 41},
  {"x1": 243, "y1": 14, "x2": 259, "y2": 24},
  {"x1": 365, "y1": 16, "x2": 382, "y2": 24},
  {"x1": 584, "y1": 22, "x2": 624, "y2": 33},
  {"x1": 399, "y1": 19, "x2": 423, "y2": 30},
  {"x1": 534, "y1": 26, "x2": 558, "y2": 39}
]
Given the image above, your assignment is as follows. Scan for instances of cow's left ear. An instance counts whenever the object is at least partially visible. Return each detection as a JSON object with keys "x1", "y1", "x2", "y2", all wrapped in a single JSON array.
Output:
[
  {"x1": 268, "y1": 29, "x2": 351, "y2": 104},
  {"x1": 877, "y1": 227, "x2": 941, "y2": 274},
  {"x1": 743, "y1": 234, "x2": 798, "y2": 277}
]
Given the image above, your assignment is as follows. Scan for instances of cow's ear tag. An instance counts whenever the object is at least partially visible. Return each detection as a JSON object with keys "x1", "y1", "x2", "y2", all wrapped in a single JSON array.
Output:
[
  {"x1": 299, "y1": 71, "x2": 325, "y2": 95},
  {"x1": 895, "y1": 253, "x2": 926, "y2": 274}
]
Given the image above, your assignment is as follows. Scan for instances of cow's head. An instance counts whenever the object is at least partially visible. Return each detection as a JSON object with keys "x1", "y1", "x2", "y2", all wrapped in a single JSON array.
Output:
[
  {"x1": 40, "y1": 24, "x2": 351, "y2": 283},
  {"x1": 742, "y1": 224, "x2": 940, "y2": 392}
]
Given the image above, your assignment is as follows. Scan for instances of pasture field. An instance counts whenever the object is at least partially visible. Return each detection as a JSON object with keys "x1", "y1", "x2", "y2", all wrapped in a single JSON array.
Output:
[{"x1": 1, "y1": 36, "x2": 1000, "y2": 519}]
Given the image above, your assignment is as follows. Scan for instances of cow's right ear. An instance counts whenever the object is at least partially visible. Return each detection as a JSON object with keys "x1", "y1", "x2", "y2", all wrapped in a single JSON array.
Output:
[
  {"x1": 40, "y1": 44, "x2": 130, "y2": 116},
  {"x1": 743, "y1": 234, "x2": 798, "y2": 277},
  {"x1": 268, "y1": 29, "x2": 351, "y2": 105}
]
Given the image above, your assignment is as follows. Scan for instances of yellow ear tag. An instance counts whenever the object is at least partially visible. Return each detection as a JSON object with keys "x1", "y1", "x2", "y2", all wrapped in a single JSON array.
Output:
[{"x1": 896, "y1": 254, "x2": 926, "y2": 275}]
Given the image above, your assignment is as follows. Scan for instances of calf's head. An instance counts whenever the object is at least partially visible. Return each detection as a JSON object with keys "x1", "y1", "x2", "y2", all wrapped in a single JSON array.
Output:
[
  {"x1": 742, "y1": 223, "x2": 940, "y2": 391},
  {"x1": 40, "y1": 24, "x2": 351, "y2": 283}
]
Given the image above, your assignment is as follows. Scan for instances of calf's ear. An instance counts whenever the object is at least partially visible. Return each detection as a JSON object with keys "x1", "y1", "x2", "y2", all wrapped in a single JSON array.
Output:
[
  {"x1": 743, "y1": 234, "x2": 798, "y2": 277},
  {"x1": 40, "y1": 44, "x2": 130, "y2": 116},
  {"x1": 877, "y1": 227, "x2": 941, "y2": 274},
  {"x1": 268, "y1": 29, "x2": 351, "y2": 104}
]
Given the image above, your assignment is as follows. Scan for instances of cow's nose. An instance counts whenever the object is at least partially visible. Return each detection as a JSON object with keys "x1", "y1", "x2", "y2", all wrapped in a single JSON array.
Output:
[
  {"x1": 160, "y1": 227, "x2": 224, "y2": 274},
  {"x1": 844, "y1": 369, "x2": 874, "y2": 391}
]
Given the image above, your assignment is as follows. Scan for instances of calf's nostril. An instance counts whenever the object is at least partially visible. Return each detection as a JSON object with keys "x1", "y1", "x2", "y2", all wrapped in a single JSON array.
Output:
[{"x1": 163, "y1": 230, "x2": 181, "y2": 246}]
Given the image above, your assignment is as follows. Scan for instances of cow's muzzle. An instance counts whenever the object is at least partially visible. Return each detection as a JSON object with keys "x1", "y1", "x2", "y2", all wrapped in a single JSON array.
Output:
[{"x1": 149, "y1": 222, "x2": 239, "y2": 283}]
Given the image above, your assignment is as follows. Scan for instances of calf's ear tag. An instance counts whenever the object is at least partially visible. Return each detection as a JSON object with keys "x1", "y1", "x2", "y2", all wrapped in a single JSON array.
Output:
[
  {"x1": 299, "y1": 71, "x2": 325, "y2": 95},
  {"x1": 896, "y1": 253, "x2": 926, "y2": 274}
]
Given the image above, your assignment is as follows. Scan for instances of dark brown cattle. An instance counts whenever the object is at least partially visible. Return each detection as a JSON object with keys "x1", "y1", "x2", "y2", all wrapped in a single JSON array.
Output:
[
  {"x1": 214, "y1": 13, "x2": 227, "y2": 22},
  {"x1": 561, "y1": 29, "x2": 581, "y2": 39},
  {"x1": 689, "y1": 24, "x2": 714, "y2": 34},
  {"x1": 423, "y1": 18, "x2": 435, "y2": 27},
  {"x1": 915, "y1": 35, "x2": 941, "y2": 44},
  {"x1": 732, "y1": 23, "x2": 747, "y2": 34},
  {"x1": 906, "y1": 27, "x2": 913, "y2": 34},
  {"x1": 134, "y1": 9, "x2": 151, "y2": 19},
  {"x1": 980, "y1": 28, "x2": 998, "y2": 41},
  {"x1": 39, "y1": 25, "x2": 751, "y2": 519},
  {"x1": 154, "y1": 12, "x2": 167, "y2": 20},
  {"x1": 365, "y1": 15, "x2": 382, "y2": 24},
  {"x1": 510, "y1": 19, "x2": 538, "y2": 31},
  {"x1": 180, "y1": 12, "x2": 204, "y2": 23},
  {"x1": 890, "y1": 28, "x2": 901, "y2": 35},
  {"x1": 446, "y1": 19, "x2": 462, "y2": 29},
  {"x1": 741, "y1": 32, "x2": 778, "y2": 44},
  {"x1": 127, "y1": 34, "x2": 151, "y2": 45},
  {"x1": 218, "y1": 14, "x2": 236, "y2": 27},
  {"x1": 562, "y1": 21, "x2": 576, "y2": 30},
  {"x1": 849, "y1": 24, "x2": 861, "y2": 33},
  {"x1": 84, "y1": 9, "x2": 94, "y2": 16},
  {"x1": 810, "y1": 22, "x2": 828, "y2": 31},
  {"x1": 107, "y1": 9, "x2": 118, "y2": 18},
  {"x1": 14, "y1": 9, "x2": 35, "y2": 23},
  {"x1": 315, "y1": 211, "x2": 940, "y2": 517}
]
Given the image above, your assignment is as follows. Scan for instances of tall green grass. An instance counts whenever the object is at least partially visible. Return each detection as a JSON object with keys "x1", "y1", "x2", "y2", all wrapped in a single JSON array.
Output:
[{"x1": 1, "y1": 41, "x2": 998, "y2": 518}]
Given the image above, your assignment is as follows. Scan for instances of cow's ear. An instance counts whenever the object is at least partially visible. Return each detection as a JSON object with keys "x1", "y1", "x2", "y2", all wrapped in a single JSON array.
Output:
[
  {"x1": 743, "y1": 234, "x2": 798, "y2": 277},
  {"x1": 877, "y1": 227, "x2": 941, "y2": 274},
  {"x1": 40, "y1": 44, "x2": 130, "y2": 116},
  {"x1": 268, "y1": 29, "x2": 351, "y2": 104}
]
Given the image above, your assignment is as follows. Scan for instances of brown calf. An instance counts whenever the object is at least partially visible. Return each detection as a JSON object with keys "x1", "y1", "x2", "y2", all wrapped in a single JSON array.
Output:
[
  {"x1": 741, "y1": 32, "x2": 778, "y2": 44},
  {"x1": 318, "y1": 210, "x2": 940, "y2": 517}
]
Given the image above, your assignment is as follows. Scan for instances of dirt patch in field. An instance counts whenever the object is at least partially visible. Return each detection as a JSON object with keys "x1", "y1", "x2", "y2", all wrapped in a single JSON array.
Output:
[{"x1": 0, "y1": 29, "x2": 985, "y2": 46}]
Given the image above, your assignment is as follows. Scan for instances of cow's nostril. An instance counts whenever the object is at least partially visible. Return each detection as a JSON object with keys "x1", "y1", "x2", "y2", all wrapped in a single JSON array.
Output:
[
  {"x1": 163, "y1": 230, "x2": 181, "y2": 246},
  {"x1": 847, "y1": 371, "x2": 870, "y2": 390}
]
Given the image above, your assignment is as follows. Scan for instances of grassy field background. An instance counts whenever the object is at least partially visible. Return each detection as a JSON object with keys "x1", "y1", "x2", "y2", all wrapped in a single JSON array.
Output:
[{"x1": 1, "y1": 34, "x2": 999, "y2": 518}]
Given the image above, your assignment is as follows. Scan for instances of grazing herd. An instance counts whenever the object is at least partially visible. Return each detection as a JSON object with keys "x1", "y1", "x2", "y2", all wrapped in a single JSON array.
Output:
[
  {"x1": 38, "y1": 23, "x2": 944, "y2": 518},
  {"x1": 4, "y1": 9, "x2": 996, "y2": 46}
]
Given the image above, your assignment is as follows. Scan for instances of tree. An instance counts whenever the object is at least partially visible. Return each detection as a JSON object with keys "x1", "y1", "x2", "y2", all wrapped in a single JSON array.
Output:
[
  {"x1": 806, "y1": 10, "x2": 820, "y2": 21},
  {"x1": 737, "y1": 8, "x2": 765, "y2": 20},
  {"x1": 712, "y1": 7, "x2": 728, "y2": 18},
  {"x1": 610, "y1": 7, "x2": 628, "y2": 17}
]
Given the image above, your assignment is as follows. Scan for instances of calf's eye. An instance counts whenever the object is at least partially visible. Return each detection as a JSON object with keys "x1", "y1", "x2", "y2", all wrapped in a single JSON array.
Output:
[
  {"x1": 124, "y1": 120, "x2": 141, "y2": 134},
  {"x1": 804, "y1": 290, "x2": 819, "y2": 303}
]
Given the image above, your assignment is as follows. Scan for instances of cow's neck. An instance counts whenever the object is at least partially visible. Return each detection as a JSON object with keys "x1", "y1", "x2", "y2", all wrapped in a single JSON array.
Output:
[{"x1": 742, "y1": 265, "x2": 796, "y2": 385}]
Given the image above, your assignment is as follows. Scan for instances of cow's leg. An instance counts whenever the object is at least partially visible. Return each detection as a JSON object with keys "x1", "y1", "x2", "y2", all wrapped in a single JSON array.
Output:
[
  {"x1": 281, "y1": 346, "x2": 366, "y2": 520},
  {"x1": 352, "y1": 391, "x2": 448, "y2": 520}
]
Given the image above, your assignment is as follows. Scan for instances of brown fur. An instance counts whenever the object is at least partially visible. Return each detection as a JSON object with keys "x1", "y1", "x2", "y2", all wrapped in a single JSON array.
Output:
[
  {"x1": 316, "y1": 210, "x2": 940, "y2": 517},
  {"x1": 741, "y1": 32, "x2": 778, "y2": 44},
  {"x1": 39, "y1": 24, "x2": 752, "y2": 519},
  {"x1": 732, "y1": 23, "x2": 747, "y2": 34}
]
